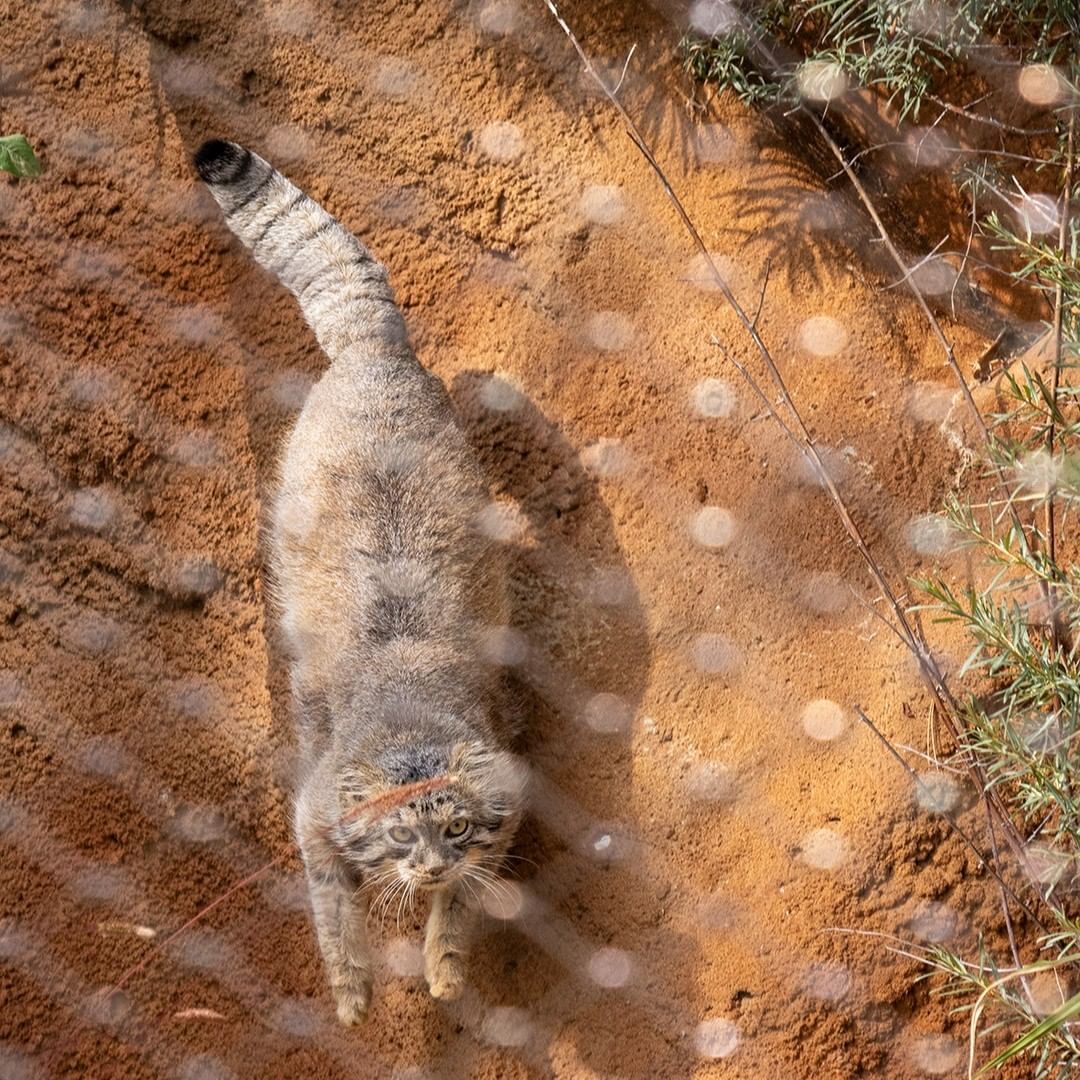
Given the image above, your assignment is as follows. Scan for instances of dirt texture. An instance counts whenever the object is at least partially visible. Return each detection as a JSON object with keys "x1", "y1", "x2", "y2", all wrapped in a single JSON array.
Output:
[{"x1": 0, "y1": 1, "x2": 1036, "y2": 1078}]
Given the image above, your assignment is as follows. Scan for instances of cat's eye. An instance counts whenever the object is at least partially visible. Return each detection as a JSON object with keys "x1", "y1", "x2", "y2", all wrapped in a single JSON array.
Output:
[
  {"x1": 446, "y1": 818, "x2": 469, "y2": 838},
  {"x1": 388, "y1": 825, "x2": 416, "y2": 844}
]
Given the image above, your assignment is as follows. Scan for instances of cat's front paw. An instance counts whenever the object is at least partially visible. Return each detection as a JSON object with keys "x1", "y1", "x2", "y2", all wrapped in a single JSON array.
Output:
[
  {"x1": 426, "y1": 953, "x2": 465, "y2": 1002},
  {"x1": 331, "y1": 969, "x2": 372, "y2": 1025}
]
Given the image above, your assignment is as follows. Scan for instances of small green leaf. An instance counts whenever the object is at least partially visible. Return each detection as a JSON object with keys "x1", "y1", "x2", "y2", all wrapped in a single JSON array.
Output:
[
  {"x1": 0, "y1": 134, "x2": 42, "y2": 178},
  {"x1": 977, "y1": 988, "x2": 1080, "y2": 1074}
]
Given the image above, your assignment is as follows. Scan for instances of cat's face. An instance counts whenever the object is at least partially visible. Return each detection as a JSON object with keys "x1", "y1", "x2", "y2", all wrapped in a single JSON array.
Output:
[
  {"x1": 335, "y1": 743, "x2": 525, "y2": 892},
  {"x1": 355, "y1": 785, "x2": 505, "y2": 888}
]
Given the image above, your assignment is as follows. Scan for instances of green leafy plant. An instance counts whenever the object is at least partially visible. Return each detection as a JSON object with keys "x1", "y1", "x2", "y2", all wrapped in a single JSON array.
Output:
[
  {"x1": 681, "y1": 0, "x2": 1079, "y2": 119},
  {"x1": 0, "y1": 134, "x2": 41, "y2": 178}
]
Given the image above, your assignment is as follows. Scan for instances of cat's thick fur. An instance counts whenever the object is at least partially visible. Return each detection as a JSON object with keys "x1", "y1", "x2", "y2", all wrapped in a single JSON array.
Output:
[{"x1": 195, "y1": 140, "x2": 525, "y2": 1023}]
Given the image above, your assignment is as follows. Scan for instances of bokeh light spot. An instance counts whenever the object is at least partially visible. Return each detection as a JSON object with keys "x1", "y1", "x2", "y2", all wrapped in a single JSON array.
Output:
[
  {"x1": 801, "y1": 699, "x2": 847, "y2": 741},
  {"x1": 579, "y1": 184, "x2": 625, "y2": 225},
  {"x1": 690, "y1": 377, "x2": 736, "y2": 418},
  {"x1": 798, "y1": 314, "x2": 848, "y2": 357},
  {"x1": 587, "y1": 947, "x2": 633, "y2": 988},
  {"x1": 479, "y1": 121, "x2": 524, "y2": 162},
  {"x1": 690, "y1": 507, "x2": 736, "y2": 549},
  {"x1": 799, "y1": 827, "x2": 848, "y2": 870},
  {"x1": 694, "y1": 1017, "x2": 740, "y2": 1059}
]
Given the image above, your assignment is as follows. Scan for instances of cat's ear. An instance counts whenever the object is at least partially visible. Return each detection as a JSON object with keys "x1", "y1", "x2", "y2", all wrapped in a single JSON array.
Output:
[
  {"x1": 337, "y1": 762, "x2": 391, "y2": 805},
  {"x1": 449, "y1": 742, "x2": 528, "y2": 817}
]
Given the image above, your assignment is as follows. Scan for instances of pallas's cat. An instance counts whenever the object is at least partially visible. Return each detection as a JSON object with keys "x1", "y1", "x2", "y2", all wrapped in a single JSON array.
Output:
[{"x1": 195, "y1": 140, "x2": 524, "y2": 1023}]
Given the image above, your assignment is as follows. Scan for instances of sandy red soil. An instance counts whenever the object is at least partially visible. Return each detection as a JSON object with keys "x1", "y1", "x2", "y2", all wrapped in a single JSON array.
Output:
[{"x1": 0, "y1": 2, "x2": 1039, "y2": 1077}]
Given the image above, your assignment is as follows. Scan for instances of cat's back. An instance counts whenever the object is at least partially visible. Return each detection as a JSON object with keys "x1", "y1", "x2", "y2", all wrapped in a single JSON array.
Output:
[{"x1": 271, "y1": 348, "x2": 504, "y2": 682}]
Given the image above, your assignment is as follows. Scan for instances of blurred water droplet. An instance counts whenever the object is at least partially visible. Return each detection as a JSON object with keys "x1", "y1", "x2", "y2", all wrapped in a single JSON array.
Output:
[
  {"x1": 385, "y1": 938, "x2": 425, "y2": 977},
  {"x1": 68, "y1": 487, "x2": 117, "y2": 532},
  {"x1": 910, "y1": 1034, "x2": 961, "y2": 1075},
  {"x1": 802, "y1": 964, "x2": 851, "y2": 1001},
  {"x1": 1015, "y1": 192, "x2": 1060, "y2": 236},
  {"x1": 582, "y1": 567, "x2": 635, "y2": 607},
  {"x1": 690, "y1": 378, "x2": 736, "y2": 418},
  {"x1": 690, "y1": 507, "x2": 736, "y2": 549},
  {"x1": 373, "y1": 58, "x2": 418, "y2": 101},
  {"x1": 799, "y1": 827, "x2": 848, "y2": 870},
  {"x1": 587, "y1": 947, "x2": 633, "y2": 988},
  {"x1": 475, "y1": 500, "x2": 528, "y2": 543},
  {"x1": 690, "y1": 634, "x2": 740, "y2": 676},
  {"x1": 264, "y1": 125, "x2": 311, "y2": 164},
  {"x1": 799, "y1": 573, "x2": 850, "y2": 616},
  {"x1": 177, "y1": 1055, "x2": 236, "y2": 1080},
  {"x1": 907, "y1": 901, "x2": 961, "y2": 943},
  {"x1": 915, "y1": 771, "x2": 960, "y2": 814},
  {"x1": 0, "y1": 672, "x2": 22, "y2": 709},
  {"x1": 903, "y1": 128, "x2": 954, "y2": 169},
  {"x1": 481, "y1": 1006, "x2": 533, "y2": 1047},
  {"x1": 581, "y1": 438, "x2": 632, "y2": 478},
  {"x1": 1019, "y1": 64, "x2": 1065, "y2": 106},
  {"x1": 694, "y1": 123, "x2": 741, "y2": 165},
  {"x1": 905, "y1": 381, "x2": 954, "y2": 424},
  {"x1": 904, "y1": 514, "x2": 953, "y2": 556},
  {"x1": 171, "y1": 804, "x2": 229, "y2": 845},
  {"x1": 909, "y1": 258, "x2": 958, "y2": 296},
  {"x1": 797, "y1": 60, "x2": 847, "y2": 102},
  {"x1": 689, "y1": 0, "x2": 739, "y2": 36},
  {"x1": 584, "y1": 692, "x2": 632, "y2": 734},
  {"x1": 801, "y1": 699, "x2": 846, "y2": 741},
  {"x1": 1029, "y1": 971, "x2": 1071, "y2": 1017},
  {"x1": 478, "y1": 0, "x2": 519, "y2": 35},
  {"x1": 478, "y1": 373, "x2": 524, "y2": 412},
  {"x1": 479, "y1": 121, "x2": 524, "y2": 162},
  {"x1": 694, "y1": 1017, "x2": 739, "y2": 1059},
  {"x1": 579, "y1": 184, "x2": 624, "y2": 225},
  {"x1": 169, "y1": 431, "x2": 221, "y2": 469},
  {"x1": 798, "y1": 315, "x2": 848, "y2": 357},
  {"x1": 686, "y1": 761, "x2": 736, "y2": 802},
  {"x1": 585, "y1": 311, "x2": 633, "y2": 351},
  {"x1": 269, "y1": 998, "x2": 321, "y2": 1038},
  {"x1": 480, "y1": 879, "x2": 525, "y2": 920}
]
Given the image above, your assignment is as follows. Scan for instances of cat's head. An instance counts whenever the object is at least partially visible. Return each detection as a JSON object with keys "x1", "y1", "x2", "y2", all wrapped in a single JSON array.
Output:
[{"x1": 333, "y1": 741, "x2": 526, "y2": 890}]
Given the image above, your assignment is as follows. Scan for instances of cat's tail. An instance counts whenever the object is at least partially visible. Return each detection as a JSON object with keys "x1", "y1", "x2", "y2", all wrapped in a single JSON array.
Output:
[{"x1": 194, "y1": 139, "x2": 406, "y2": 361}]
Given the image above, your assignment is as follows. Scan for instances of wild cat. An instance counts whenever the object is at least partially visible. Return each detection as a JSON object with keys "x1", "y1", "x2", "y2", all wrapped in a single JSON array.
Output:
[{"x1": 194, "y1": 140, "x2": 525, "y2": 1023}]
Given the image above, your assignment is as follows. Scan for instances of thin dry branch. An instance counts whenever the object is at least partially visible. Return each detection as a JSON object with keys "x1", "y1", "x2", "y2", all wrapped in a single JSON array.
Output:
[
  {"x1": 855, "y1": 708, "x2": 1045, "y2": 931},
  {"x1": 925, "y1": 93, "x2": 1057, "y2": 137},
  {"x1": 798, "y1": 106, "x2": 1036, "y2": 560},
  {"x1": 1045, "y1": 112, "x2": 1075, "y2": 608}
]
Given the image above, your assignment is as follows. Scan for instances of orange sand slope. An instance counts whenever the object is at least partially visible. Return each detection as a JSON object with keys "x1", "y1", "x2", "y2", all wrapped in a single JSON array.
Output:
[{"x1": 0, "y1": 1, "x2": 1021, "y2": 1077}]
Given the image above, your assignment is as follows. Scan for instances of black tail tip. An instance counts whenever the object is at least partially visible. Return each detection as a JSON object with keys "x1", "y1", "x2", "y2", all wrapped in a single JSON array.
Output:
[{"x1": 194, "y1": 139, "x2": 251, "y2": 184}]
